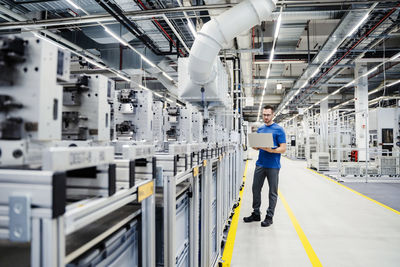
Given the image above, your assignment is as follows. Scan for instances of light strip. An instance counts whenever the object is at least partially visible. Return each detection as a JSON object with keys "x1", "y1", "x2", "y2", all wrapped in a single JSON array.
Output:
[
  {"x1": 368, "y1": 88, "x2": 381, "y2": 95},
  {"x1": 104, "y1": 27, "x2": 128, "y2": 46},
  {"x1": 66, "y1": 0, "x2": 82, "y2": 10},
  {"x1": 162, "y1": 72, "x2": 174, "y2": 81},
  {"x1": 141, "y1": 55, "x2": 156, "y2": 68},
  {"x1": 325, "y1": 48, "x2": 337, "y2": 63},
  {"x1": 187, "y1": 20, "x2": 197, "y2": 37},
  {"x1": 274, "y1": 14, "x2": 282, "y2": 39},
  {"x1": 344, "y1": 80, "x2": 354, "y2": 87},
  {"x1": 33, "y1": 32, "x2": 65, "y2": 50},
  {"x1": 331, "y1": 88, "x2": 341, "y2": 95},
  {"x1": 34, "y1": 33, "x2": 107, "y2": 70},
  {"x1": 390, "y1": 52, "x2": 400, "y2": 61},
  {"x1": 310, "y1": 68, "x2": 320, "y2": 79},
  {"x1": 117, "y1": 74, "x2": 130, "y2": 82},
  {"x1": 387, "y1": 79, "x2": 400, "y2": 87},
  {"x1": 346, "y1": 13, "x2": 369, "y2": 38},
  {"x1": 361, "y1": 66, "x2": 378, "y2": 77},
  {"x1": 175, "y1": 0, "x2": 197, "y2": 37},
  {"x1": 257, "y1": 7, "x2": 283, "y2": 121},
  {"x1": 269, "y1": 48, "x2": 275, "y2": 64},
  {"x1": 166, "y1": 98, "x2": 174, "y2": 103}
]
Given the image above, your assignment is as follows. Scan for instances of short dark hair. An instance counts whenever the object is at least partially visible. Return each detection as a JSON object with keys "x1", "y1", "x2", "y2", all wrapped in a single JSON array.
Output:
[{"x1": 263, "y1": 105, "x2": 274, "y2": 112}]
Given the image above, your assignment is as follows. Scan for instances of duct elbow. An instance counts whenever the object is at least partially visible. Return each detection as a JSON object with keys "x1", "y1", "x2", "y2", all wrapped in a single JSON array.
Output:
[{"x1": 188, "y1": 0, "x2": 276, "y2": 86}]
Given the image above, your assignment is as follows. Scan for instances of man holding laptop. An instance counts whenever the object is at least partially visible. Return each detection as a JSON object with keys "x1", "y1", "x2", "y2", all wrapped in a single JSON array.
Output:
[{"x1": 244, "y1": 105, "x2": 286, "y2": 227}]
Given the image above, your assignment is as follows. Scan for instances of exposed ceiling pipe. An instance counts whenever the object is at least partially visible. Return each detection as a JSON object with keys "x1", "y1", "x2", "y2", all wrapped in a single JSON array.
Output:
[
  {"x1": 2, "y1": 8, "x2": 387, "y2": 31},
  {"x1": 188, "y1": 0, "x2": 276, "y2": 86},
  {"x1": 277, "y1": 0, "x2": 400, "y2": 7},
  {"x1": 133, "y1": 0, "x2": 186, "y2": 56}
]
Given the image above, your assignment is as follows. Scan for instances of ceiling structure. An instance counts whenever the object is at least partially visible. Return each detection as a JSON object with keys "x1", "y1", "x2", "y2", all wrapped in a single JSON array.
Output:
[{"x1": 0, "y1": 0, "x2": 399, "y2": 121}]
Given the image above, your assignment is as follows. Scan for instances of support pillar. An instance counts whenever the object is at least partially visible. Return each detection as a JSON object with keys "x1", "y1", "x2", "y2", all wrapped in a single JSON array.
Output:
[
  {"x1": 320, "y1": 87, "x2": 329, "y2": 153},
  {"x1": 354, "y1": 63, "x2": 369, "y2": 161}
]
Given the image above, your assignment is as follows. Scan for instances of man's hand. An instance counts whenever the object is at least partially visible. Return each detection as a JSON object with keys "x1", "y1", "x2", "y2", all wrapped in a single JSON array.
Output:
[{"x1": 252, "y1": 147, "x2": 260, "y2": 150}]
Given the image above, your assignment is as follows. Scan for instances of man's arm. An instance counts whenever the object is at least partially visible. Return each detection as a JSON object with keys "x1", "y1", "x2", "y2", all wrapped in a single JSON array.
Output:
[{"x1": 259, "y1": 143, "x2": 286, "y2": 154}]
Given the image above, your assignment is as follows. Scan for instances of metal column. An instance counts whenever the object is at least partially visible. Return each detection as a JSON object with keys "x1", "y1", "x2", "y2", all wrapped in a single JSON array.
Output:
[
  {"x1": 355, "y1": 62, "x2": 369, "y2": 161},
  {"x1": 320, "y1": 95, "x2": 329, "y2": 153}
]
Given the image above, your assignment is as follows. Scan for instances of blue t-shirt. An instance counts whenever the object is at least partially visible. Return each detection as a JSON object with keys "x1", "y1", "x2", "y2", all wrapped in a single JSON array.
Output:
[{"x1": 256, "y1": 123, "x2": 286, "y2": 169}]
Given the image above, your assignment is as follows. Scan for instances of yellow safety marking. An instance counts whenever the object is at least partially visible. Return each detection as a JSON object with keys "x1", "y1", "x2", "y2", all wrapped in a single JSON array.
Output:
[
  {"x1": 203, "y1": 159, "x2": 207, "y2": 166},
  {"x1": 307, "y1": 168, "x2": 400, "y2": 215},
  {"x1": 279, "y1": 190, "x2": 323, "y2": 267},
  {"x1": 220, "y1": 160, "x2": 249, "y2": 267},
  {"x1": 138, "y1": 180, "x2": 154, "y2": 202},
  {"x1": 193, "y1": 166, "x2": 199, "y2": 177}
]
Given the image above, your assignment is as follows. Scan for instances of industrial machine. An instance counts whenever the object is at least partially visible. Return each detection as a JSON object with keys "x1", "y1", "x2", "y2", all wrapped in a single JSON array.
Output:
[{"x1": 0, "y1": 35, "x2": 155, "y2": 267}]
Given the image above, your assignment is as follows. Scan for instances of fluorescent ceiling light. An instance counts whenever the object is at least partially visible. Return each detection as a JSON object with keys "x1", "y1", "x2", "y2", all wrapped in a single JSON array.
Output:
[
  {"x1": 310, "y1": 68, "x2": 320, "y2": 78},
  {"x1": 166, "y1": 98, "x2": 173, "y2": 103},
  {"x1": 331, "y1": 89, "x2": 341, "y2": 95},
  {"x1": 390, "y1": 52, "x2": 400, "y2": 61},
  {"x1": 66, "y1": 0, "x2": 82, "y2": 10},
  {"x1": 362, "y1": 66, "x2": 378, "y2": 77},
  {"x1": 269, "y1": 48, "x2": 275, "y2": 63},
  {"x1": 141, "y1": 55, "x2": 156, "y2": 68},
  {"x1": 138, "y1": 84, "x2": 150, "y2": 91},
  {"x1": 34, "y1": 32, "x2": 107, "y2": 70},
  {"x1": 346, "y1": 13, "x2": 369, "y2": 38},
  {"x1": 153, "y1": 92, "x2": 163, "y2": 98},
  {"x1": 33, "y1": 32, "x2": 65, "y2": 50},
  {"x1": 274, "y1": 14, "x2": 282, "y2": 39},
  {"x1": 162, "y1": 72, "x2": 174, "y2": 81},
  {"x1": 266, "y1": 67, "x2": 271, "y2": 78},
  {"x1": 345, "y1": 80, "x2": 354, "y2": 87},
  {"x1": 368, "y1": 88, "x2": 380, "y2": 95},
  {"x1": 104, "y1": 27, "x2": 128, "y2": 46},
  {"x1": 387, "y1": 79, "x2": 400, "y2": 87},
  {"x1": 117, "y1": 74, "x2": 130, "y2": 82},
  {"x1": 263, "y1": 80, "x2": 268, "y2": 90},
  {"x1": 300, "y1": 81, "x2": 308, "y2": 89},
  {"x1": 322, "y1": 96, "x2": 329, "y2": 101},
  {"x1": 187, "y1": 20, "x2": 197, "y2": 37},
  {"x1": 84, "y1": 56, "x2": 106, "y2": 69},
  {"x1": 325, "y1": 48, "x2": 337, "y2": 63}
]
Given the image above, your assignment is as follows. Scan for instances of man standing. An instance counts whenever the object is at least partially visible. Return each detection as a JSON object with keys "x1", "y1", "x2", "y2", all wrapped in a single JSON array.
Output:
[{"x1": 243, "y1": 105, "x2": 286, "y2": 227}]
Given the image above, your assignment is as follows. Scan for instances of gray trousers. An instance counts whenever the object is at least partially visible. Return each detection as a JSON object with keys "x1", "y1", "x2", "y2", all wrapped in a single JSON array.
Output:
[{"x1": 252, "y1": 165, "x2": 280, "y2": 217}]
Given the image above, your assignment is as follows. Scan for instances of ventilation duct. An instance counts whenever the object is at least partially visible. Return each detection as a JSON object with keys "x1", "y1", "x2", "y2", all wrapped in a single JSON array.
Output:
[{"x1": 179, "y1": 0, "x2": 276, "y2": 106}]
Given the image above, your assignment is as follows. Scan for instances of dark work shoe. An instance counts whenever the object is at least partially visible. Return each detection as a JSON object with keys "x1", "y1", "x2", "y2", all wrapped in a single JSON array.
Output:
[
  {"x1": 243, "y1": 212, "x2": 261, "y2": 223},
  {"x1": 261, "y1": 215, "x2": 273, "y2": 227}
]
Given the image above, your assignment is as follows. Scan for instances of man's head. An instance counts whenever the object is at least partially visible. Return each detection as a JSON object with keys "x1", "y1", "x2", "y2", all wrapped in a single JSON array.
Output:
[{"x1": 262, "y1": 105, "x2": 274, "y2": 125}]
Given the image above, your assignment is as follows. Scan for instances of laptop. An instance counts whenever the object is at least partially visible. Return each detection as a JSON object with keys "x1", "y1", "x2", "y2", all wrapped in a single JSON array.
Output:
[{"x1": 248, "y1": 133, "x2": 274, "y2": 148}]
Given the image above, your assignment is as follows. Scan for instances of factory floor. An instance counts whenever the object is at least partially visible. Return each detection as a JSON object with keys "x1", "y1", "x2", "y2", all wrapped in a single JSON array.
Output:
[{"x1": 230, "y1": 151, "x2": 400, "y2": 267}]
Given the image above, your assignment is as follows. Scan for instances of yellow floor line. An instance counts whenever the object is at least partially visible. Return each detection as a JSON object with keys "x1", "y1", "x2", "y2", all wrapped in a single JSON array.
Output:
[
  {"x1": 307, "y1": 168, "x2": 400, "y2": 215},
  {"x1": 279, "y1": 190, "x2": 323, "y2": 267},
  {"x1": 220, "y1": 160, "x2": 249, "y2": 267}
]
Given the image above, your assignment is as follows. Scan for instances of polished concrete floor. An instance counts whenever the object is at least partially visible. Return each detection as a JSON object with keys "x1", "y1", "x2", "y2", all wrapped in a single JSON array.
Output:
[{"x1": 231, "y1": 151, "x2": 400, "y2": 267}]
